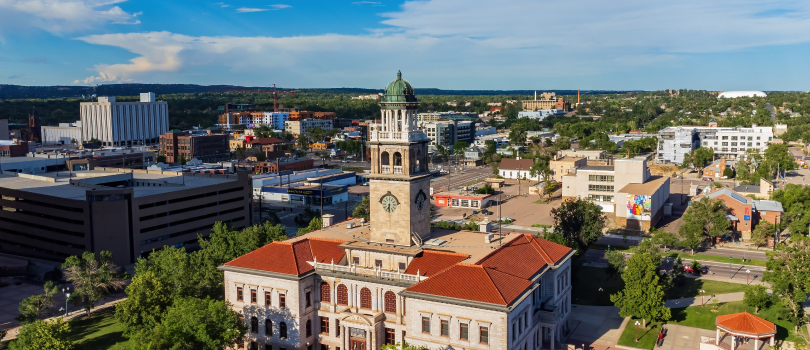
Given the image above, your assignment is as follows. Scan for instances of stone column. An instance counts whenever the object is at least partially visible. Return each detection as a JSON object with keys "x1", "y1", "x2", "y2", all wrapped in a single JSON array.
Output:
[
  {"x1": 550, "y1": 327, "x2": 555, "y2": 350},
  {"x1": 731, "y1": 336, "x2": 735, "y2": 350},
  {"x1": 348, "y1": 285, "x2": 354, "y2": 308},
  {"x1": 770, "y1": 337, "x2": 775, "y2": 346},
  {"x1": 716, "y1": 329, "x2": 720, "y2": 345},
  {"x1": 372, "y1": 288, "x2": 378, "y2": 311},
  {"x1": 331, "y1": 282, "x2": 336, "y2": 307},
  {"x1": 396, "y1": 296, "x2": 402, "y2": 317},
  {"x1": 755, "y1": 338, "x2": 759, "y2": 350}
]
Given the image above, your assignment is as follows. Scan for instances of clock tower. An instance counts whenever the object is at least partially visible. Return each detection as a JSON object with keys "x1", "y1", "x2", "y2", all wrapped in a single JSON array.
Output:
[{"x1": 367, "y1": 71, "x2": 431, "y2": 246}]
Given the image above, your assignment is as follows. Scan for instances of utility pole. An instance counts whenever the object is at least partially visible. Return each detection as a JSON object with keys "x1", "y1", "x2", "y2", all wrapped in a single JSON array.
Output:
[
  {"x1": 320, "y1": 177, "x2": 324, "y2": 219},
  {"x1": 498, "y1": 191, "x2": 502, "y2": 246}
]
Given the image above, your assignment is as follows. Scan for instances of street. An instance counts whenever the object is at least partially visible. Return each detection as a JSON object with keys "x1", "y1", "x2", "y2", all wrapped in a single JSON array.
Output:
[{"x1": 661, "y1": 255, "x2": 766, "y2": 285}]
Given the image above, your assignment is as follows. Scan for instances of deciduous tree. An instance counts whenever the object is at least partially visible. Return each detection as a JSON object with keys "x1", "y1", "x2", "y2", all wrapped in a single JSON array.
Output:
[
  {"x1": 764, "y1": 236, "x2": 810, "y2": 330},
  {"x1": 610, "y1": 254, "x2": 671, "y2": 328},
  {"x1": 550, "y1": 198, "x2": 606, "y2": 250},
  {"x1": 62, "y1": 251, "x2": 127, "y2": 316},
  {"x1": 352, "y1": 196, "x2": 370, "y2": 220},
  {"x1": 743, "y1": 284, "x2": 769, "y2": 313},
  {"x1": 678, "y1": 197, "x2": 729, "y2": 253},
  {"x1": 8, "y1": 318, "x2": 73, "y2": 350},
  {"x1": 115, "y1": 271, "x2": 173, "y2": 335},
  {"x1": 131, "y1": 297, "x2": 246, "y2": 350},
  {"x1": 750, "y1": 222, "x2": 772, "y2": 249}
]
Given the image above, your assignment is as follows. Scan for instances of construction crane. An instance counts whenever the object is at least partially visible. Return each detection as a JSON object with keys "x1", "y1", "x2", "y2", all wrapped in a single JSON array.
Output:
[{"x1": 270, "y1": 84, "x2": 295, "y2": 112}]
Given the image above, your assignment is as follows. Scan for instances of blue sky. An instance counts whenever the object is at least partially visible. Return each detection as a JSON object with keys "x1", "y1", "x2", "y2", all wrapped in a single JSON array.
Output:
[{"x1": 1, "y1": 0, "x2": 809, "y2": 90}]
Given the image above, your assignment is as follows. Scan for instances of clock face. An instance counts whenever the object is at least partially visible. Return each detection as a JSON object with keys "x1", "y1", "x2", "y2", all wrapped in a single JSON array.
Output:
[
  {"x1": 415, "y1": 190, "x2": 427, "y2": 211},
  {"x1": 381, "y1": 194, "x2": 398, "y2": 213}
]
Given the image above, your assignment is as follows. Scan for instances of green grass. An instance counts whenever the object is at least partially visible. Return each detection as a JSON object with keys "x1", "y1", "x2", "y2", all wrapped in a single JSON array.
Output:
[
  {"x1": 67, "y1": 307, "x2": 131, "y2": 350},
  {"x1": 669, "y1": 301, "x2": 800, "y2": 343},
  {"x1": 531, "y1": 224, "x2": 551, "y2": 228},
  {"x1": 666, "y1": 252, "x2": 767, "y2": 267},
  {"x1": 573, "y1": 262, "x2": 749, "y2": 306},
  {"x1": 572, "y1": 264, "x2": 625, "y2": 306},
  {"x1": 618, "y1": 322, "x2": 661, "y2": 350},
  {"x1": 341, "y1": 166, "x2": 366, "y2": 173},
  {"x1": 665, "y1": 279, "x2": 749, "y2": 300}
]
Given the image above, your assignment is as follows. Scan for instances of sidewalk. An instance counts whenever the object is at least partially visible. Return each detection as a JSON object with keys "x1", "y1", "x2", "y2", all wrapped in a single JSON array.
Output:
[
  {"x1": 665, "y1": 292, "x2": 744, "y2": 308},
  {"x1": 0, "y1": 295, "x2": 126, "y2": 342}
]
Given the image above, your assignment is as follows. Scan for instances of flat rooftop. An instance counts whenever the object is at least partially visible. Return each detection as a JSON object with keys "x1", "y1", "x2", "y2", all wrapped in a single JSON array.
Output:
[
  {"x1": 618, "y1": 176, "x2": 669, "y2": 195},
  {"x1": 580, "y1": 165, "x2": 615, "y2": 171},
  {"x1": 0, "y1": 169, "x2": 242, "y2": 200},
  {"x1": 292, "y1": 218, "x2": 519, "y2": 263}
]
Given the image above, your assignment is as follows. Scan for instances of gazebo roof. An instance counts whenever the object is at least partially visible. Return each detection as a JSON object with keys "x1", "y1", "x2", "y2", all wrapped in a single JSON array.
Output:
[{"x1": 716, "y1": 311, "x2": 776, "y2": 336}]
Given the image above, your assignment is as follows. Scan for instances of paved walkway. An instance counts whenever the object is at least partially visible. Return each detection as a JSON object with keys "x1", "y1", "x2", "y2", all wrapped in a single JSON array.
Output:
[
  {"x1": 567, "y1": 305, "x2": 627, "y2": 349},
  {"x1": 0, "y1": 295, "x2": 126, "y2": 342},
  {"x1": 665, "y1": 292, "x2": 745, "y2": 308},
  {"x1": 657, "y1": 324, "x2": 718, "y2": 350}
]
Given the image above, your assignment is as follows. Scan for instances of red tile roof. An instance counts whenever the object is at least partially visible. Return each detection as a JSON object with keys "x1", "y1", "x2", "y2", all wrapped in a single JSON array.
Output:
[
  {"x1": 405, "y1": 250, "x2": 469, "y2": 277},
  {"x1": 405, "y1": 234, "x2": 572, "y2": 306},
  {"x1": 406, "y1": 264, "x2": 531, "y2": 305},
  {"x1": 224, "y1": 238, "x2": 346, "y2": 276},
  {"x1": 716, "y1": 311, "x2": 776, "y2": 335}
]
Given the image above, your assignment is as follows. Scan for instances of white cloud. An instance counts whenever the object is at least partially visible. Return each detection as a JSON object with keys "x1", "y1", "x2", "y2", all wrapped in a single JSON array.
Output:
[
  {"x1": 0, "y1": 0, "x2": 140, "y2": 35},
  {"x1": 72, "y1": 0, "x2": 810, "y2": 88},
  {"x1": 215, "y1": 2, "x2": 230, "y2": 7},
  {"x1": 235, "y1": 7, "x2": 268, "y2": 13},
  {"x1": 269, "y1": 4, "x2": 290, "y2": 9},
  {"x1": 352, "y1": 1, "x2": 382, "y2": 5}
]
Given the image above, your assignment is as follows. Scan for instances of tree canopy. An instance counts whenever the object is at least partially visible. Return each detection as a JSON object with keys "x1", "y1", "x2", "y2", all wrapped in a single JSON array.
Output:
[
  {"x1": 9, "y1": 318, "x2": 74, "y2": 350},
  {"x1": 678, "y1": 197, "x2": 729, "y2": 253},
  {"x1": 550, "y1": 198, "x2": 606, "y2": 250},
  {"x1": 610, "y1": 253, "x2": 671, "y2": 327}
]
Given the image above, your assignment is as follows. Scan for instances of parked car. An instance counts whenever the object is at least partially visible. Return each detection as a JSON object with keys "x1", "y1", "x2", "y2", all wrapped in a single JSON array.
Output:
[
  {"x1": 684, "y1": 265, "x2": 709, "y2": 275},
  {"x1": 702, "y1": 178, "x2": 714, "y2": 181}
]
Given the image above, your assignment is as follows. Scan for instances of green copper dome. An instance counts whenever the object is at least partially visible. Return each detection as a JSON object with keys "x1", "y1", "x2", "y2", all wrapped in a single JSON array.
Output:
[{"x1": 382, "y1": 70, "x2": 417, "y2": 103}]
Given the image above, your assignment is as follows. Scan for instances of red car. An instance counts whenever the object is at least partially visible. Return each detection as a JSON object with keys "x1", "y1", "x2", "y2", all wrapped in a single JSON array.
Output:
[
  {"x1": 702, "y1": 178, "x2": 714, "y2": 182},
  {"x1": 684, "y1": 266, "x2": 709, "y2": 275}
]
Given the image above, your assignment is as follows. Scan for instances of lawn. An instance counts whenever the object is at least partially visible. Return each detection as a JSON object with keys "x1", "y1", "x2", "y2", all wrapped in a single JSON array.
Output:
[
  {"x1": 668, "y1": 301, "x2": 800, "y2": 343},
  {"x1": 617, "y1": 321, "x2": 662, "y2": 350},
  {"x1": 67, "y1": 307, "x2": 131, "y2": 350},
  {"x1": 667, "y1": 252, "x2": 766, "y2": 267},
  {"x1": 571, "y1": 264, "x2": 625, "y2": 306},
  {"x1": 572, "y1": 262, "x2": 749, "y2": 306},
  {"x1": 665, "y1": 279, "x2": 749, "y2": 300}
]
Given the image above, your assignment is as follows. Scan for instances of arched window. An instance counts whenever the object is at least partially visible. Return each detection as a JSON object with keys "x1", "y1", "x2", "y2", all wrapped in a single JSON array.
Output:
[
  {"x1": 393, "y1": 152, "x2": 402, "y2": 166},
  {"x1": 360, "y1": 287, "x2": 372, "y2": 309},
  {"x1": 384, "y1": 291, "x2": 397, "y2": 313},
  {"x1": 416, "y1": 150, "x2": 422, "y2": 171},
  {"x1": 280, "y1": 322, "x2": 287, "y2": 339},
  {"x1": 337, "y1": 284, "x2": 348, "y2": 305},
  {"x1": 381, "y1": 151, "x2": 390, "y2": 166},
  {"x1": 320, "y1": 282, "x2": 331, "y2": 303},
  {"x1": 306, "y1": 319, "x2": 312, "y2": 337},
  {"x1": 265, "y1": 319, "x2": 272, "y2": 335},
  {"x1": 250, "y1": 317, "x2": 258, "y2": 333}
]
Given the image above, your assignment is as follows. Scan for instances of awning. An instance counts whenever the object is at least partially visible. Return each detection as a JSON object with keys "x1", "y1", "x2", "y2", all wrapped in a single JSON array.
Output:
[{"x1": 726, "y1": 214, "x2": 739, "y2": 221}]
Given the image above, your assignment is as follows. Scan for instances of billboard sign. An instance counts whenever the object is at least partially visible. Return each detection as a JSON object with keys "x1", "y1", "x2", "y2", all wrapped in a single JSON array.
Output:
[{"x1": 626, "y1": 194, "x2": 651, "y2": 220}]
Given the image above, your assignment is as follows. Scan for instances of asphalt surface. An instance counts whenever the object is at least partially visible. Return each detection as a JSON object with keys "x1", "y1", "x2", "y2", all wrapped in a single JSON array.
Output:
[
  {"x1": 430, "y1": 166, "x2": 494, "y2": 192},
  {"x1": 661, "y1": 255, "x2": 766, "y2": 285}
]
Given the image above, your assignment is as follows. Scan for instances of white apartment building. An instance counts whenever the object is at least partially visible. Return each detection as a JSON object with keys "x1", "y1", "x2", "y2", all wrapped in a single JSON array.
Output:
[
  {"x1": 221, "y1": 72, "x2": 575, "y2": 350},
  {"x1": 285, "y1": 119, "x2": 333, "y2": 137},
  {"x1": 240, "y1": 112, "x2": 290, "y2": 130},
  {"x1": 80, "y1": 93, "x2": 169, "y2": 147},
  {"x1": 518, "y1": 110, "x2": 564, "y2": 120},
  {"x1": 657, "y1": 125, "x2": 774, "y2": 164}
]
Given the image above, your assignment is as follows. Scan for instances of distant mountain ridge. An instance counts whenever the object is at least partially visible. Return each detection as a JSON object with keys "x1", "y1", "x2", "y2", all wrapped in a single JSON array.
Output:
[{"x1": 0, "y1": 84, "x2": 639, "y2": 99}]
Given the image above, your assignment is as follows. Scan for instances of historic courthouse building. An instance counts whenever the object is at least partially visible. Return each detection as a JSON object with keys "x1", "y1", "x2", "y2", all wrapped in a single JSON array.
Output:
[{"x1": 220, "y1": 72, "x2": 575, "y2": 350}]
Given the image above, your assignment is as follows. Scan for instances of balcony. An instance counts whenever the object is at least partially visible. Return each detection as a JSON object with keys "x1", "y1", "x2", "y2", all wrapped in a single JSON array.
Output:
[
  {"x1": 381, "y1": 165, "x2": 391, "y2": 174},
  {"x1": 311, "y1": 261, "x2": 427, "y2": 284},
  {"x1": 393, "y1": 166, "x2": 403, "y2": 174},
  {"x1": 534, "y1": 303, "x2": 562, "y2": 324}
]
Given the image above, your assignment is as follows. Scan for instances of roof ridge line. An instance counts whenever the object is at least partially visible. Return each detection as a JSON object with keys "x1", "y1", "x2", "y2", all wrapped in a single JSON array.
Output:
[
  {"x1": 482, "y1": 266, "x2": 510, "y2": 305},
  {"x1": 473, "y1": 232, "x2": 519, "y2": 264},
  {"x1": 422, "y1": 249, "x2": 470, "y2": 258}
]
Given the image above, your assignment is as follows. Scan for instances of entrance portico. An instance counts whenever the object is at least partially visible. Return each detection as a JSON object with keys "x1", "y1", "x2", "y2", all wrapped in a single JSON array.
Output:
[{"x1": 339, "y1": 312, "x2": 385, "y2": 350}]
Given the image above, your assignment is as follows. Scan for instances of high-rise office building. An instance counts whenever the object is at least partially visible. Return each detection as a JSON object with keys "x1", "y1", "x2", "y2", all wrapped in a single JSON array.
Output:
[{"x1": 80, "y1": 92, "x2": 169, "y2": 147}]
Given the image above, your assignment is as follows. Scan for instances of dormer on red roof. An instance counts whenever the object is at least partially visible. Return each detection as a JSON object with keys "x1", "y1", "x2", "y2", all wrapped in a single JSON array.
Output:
[{"x1": 223, "y1": 238, "x2": 346, "y2": 276}]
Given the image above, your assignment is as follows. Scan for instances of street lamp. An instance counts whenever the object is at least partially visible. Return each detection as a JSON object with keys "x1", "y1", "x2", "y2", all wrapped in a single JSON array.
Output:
[
  {"x1": 700, "y1": 289, "x2": 706, "y2": 307},
  {"x1": 746, "y1": 269, "x2": 751, "y2": 285},
  {"x1": 62, "y1": 287, "x2": 71, "y2": 317},
  {"x1": 635, "y1": 321, "x2": 641, "y2": 342}
]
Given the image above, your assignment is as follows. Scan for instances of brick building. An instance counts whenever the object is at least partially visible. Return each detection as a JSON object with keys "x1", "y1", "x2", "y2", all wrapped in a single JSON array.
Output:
[
  {"x1": 702, "y1": 188, "x2": 783, "y2": 239},
  {"x1": 253, "y1": 158, "x2": 314, "y2": 174},
  {"x1": 0, "y1": 141, "x2": 29, "y2": 158},
  {"x1": 247, "y1": 137, "x2": 290, "y2": 159},
  {"x1": 159, "y1": 129, "x2": 230, "y2": 163}
]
